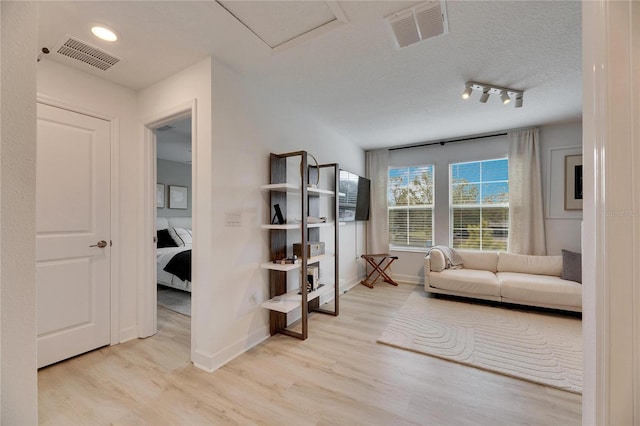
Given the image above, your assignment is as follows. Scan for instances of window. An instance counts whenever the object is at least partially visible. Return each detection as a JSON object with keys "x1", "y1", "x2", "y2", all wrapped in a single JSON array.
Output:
[
  {"x1": 450, "y1": 159, "x2": 508, "y2": 251},
  {"x1": 388, "y1": 165, "x2": 434, "y2": 249}
]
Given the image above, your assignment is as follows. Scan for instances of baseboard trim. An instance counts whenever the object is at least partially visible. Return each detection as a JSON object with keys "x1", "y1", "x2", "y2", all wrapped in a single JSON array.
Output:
[
  {"x1": 192, "y1": 326, "x2": 270, "y2": 373},
  {"x1": 191, "y1": 277, "x2": 369, "y2": 373},
  {"x1": 393, "y1": 274, "x2": 421, "y2": 285},
  {"x1": 119, "y1": 326, "x2": 138, "y2": 343},
  {"x1": 340, "y1": 277, "x2": 360, "y2": 293}
]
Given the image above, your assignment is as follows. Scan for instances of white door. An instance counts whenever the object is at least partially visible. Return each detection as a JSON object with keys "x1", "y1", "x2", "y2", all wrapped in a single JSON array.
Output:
[{"x1": 36, "y1": 103, "x2": 111, "y2": 368}]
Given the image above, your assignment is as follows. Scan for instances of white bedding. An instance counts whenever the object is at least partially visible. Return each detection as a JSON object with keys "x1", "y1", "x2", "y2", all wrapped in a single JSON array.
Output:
[{"x1": 157, "y1": 245, "x2": 192, "y2": 292}]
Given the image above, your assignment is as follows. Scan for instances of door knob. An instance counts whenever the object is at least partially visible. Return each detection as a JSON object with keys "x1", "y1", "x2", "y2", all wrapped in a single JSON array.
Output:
[{"x1": 90, "y1": 240, "x2": 107, "y2": 248}]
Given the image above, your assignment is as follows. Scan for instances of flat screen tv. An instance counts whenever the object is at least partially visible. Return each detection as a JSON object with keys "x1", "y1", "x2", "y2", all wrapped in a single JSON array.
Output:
[{"x1": 338, "y1": 170, "x2": 370, "y2": 221}]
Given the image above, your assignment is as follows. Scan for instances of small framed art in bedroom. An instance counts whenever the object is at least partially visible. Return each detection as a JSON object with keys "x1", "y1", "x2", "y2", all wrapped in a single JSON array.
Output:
[
  {"x1": 169, "y1": 185, "x2": 188, "y2": 209},
  {"x1": 156, "y1": 184, "x2": 165, "y2": 208}
]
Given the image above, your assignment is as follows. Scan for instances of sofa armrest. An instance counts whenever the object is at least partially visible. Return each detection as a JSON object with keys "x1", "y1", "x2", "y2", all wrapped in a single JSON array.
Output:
[{"x1": 424, "y1": 254, "x2": 432, "y2": 290}]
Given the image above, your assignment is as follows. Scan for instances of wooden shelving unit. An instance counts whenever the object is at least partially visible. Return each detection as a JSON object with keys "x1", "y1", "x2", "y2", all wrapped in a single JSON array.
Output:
[{"x1": 261, "y1": 151, "x2": 339, "y2": 340}]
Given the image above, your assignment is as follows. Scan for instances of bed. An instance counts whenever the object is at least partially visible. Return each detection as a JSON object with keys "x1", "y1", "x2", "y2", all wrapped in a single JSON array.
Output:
[{"x1": 157, "y1": 217, "x2": 192, "y2": 292}]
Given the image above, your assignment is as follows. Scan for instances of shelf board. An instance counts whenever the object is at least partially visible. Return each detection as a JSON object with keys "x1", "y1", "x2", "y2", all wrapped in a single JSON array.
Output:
[
  {"x1": 261, "y1": 183, "x2": 298, "y2": 192},
  {"x1": 261, "y1": 223, "x2": 300, "y2": 230},
  {"x1": 261, "y1": 221, "x2": 336, "y2": 230},
  {"x1": 261, "y1": 254, "x2": 333, "y2": 271},
  {"x1": 261, "y1": 183, "x2": 335, "y2": 197},
  {"x1": 308, "y1": 187, "x2": 335, "y2": 196},
  {"x1": 261, "y1": 283, "x2": 335, "y2": 313}
]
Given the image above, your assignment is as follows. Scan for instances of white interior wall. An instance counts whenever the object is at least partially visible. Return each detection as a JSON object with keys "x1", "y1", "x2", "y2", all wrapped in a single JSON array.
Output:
[
  {"x1": 386, "y1": 122, "x2": 582, "y2": 283},
  {"x1": 157, "y1": 159, "x2": 192, "y2": 218},
  {"x1": 0, "y1": 2, "x2": 38, "y2": 423},
  {"x1": 137, "y1": 57, "x2": 213, "y2": 369},
  {"x1": 539, "y1": 122, "x2": 583, "y2": 255},
  {"x1": 36, "y1": 59, "x2": 141, "y2": 342},
  {"x1": 201, "y1": 59, "x2": 365, "y2": 370}
]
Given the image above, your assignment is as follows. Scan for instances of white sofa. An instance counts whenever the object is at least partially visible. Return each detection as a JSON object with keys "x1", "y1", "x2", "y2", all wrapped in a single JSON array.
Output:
[{"x1": 424, "y1": 248, "x2": 582, "y2": 312}]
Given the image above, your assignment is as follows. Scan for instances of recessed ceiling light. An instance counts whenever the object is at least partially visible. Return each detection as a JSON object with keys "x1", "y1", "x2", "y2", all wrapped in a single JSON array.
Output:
[{"x1": 91, "y1": 26, "x2": 118, "y2": 42}]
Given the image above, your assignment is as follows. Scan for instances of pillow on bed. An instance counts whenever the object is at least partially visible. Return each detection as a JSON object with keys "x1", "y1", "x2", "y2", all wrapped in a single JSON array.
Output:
[
  {"x1": 157, "y1": 229, "x2": 178, "y2": 248},
  {"x1": 169, "y1": 227, "x2": 192, "y2": 247}
]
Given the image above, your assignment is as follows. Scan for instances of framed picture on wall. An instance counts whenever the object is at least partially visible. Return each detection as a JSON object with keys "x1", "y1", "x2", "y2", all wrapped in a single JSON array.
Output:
[
  {"x1": 156, "y1": 184, "x2": 165, "y2": 208},
  {"x1": 169, "y1": 185, "x2": 188, "y2": 209},
  {"x1": 565, "y1": 154, "x2": 583, "y2": 210}
]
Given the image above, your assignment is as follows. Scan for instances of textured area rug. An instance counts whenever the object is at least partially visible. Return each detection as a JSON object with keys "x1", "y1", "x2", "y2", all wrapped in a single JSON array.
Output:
[
  {"x1": 378, "y1": 292, "x2": 582, "y2": 394},
  {"x1": 157, "y1": 286, "x2": 191, "y2": 317}
]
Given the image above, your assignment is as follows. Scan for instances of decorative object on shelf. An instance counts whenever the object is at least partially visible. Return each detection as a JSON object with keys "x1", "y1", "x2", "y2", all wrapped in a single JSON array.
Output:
[
  {"x1": 293, "y1": 242, "x2": 325, "y2": 257},
  {"x1": 273, "y1": 255, "x2": 299, "y2": 265},
  {"x1": 305, "y1": 153, "x2": 320, "y2": 188},
  {"x1": 564, "y1": 154, "x2": 583, "y2": 210},
  {"x1": 307, "y1": 265, "x2": 319, "y2": 291},
  {"x1": 169, "y1": 185, "x2": 188, "y2": 209},
  {"x1": 295, "y1": 216, "x2": 327, "y2": 224},
  {"x1": 156, "y1": 183, "x2": 165, "y2": 208},
  {"x1": 271, "y1": 203, "x2": 285, "y2": 224}
]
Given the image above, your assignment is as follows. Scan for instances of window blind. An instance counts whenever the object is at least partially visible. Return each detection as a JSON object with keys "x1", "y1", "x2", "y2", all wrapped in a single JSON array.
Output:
[
  {"x1": 388, "y1": 165, "x2": 434, "y2": 248},
  {"x1": 450, "y1": 159, "x2": 509, "y2": 251}
]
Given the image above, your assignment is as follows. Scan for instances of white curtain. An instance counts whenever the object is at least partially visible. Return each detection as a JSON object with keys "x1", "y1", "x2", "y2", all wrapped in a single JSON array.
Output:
[
  {"x1": 508, "y1": 129, "x2": 546, "y2": 255},
  {"x1": 366, "y1": 149, "x2": 389, "y2": 254}
]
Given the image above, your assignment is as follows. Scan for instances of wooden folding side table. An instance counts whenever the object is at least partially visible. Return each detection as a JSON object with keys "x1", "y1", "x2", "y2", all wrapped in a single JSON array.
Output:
[{"x1": 360, "y1": 254, "x2": 399, "y2": 288}]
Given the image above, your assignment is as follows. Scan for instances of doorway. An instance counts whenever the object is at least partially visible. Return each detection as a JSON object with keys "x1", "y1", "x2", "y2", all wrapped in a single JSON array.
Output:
[{"x1": 155, "y1": 116, "x2": 193, "y2": 325}]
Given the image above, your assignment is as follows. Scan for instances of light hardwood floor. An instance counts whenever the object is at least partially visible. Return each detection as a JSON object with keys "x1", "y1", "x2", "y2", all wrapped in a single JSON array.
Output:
[{"x1": 38, "y1": 283, "x2": 581, "y2": 425}]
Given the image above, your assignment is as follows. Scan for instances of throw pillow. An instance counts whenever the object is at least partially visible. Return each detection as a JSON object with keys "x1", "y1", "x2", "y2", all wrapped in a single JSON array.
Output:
[
  {"x1": 561, "y1": 249, "x2": 582, "y2": 284},
  {"x1": 157, "y1": 229, "x2": 178, "y2": 248},
  {"x1": 169, "y1": 227, "x2": 192, "y2": 247}
]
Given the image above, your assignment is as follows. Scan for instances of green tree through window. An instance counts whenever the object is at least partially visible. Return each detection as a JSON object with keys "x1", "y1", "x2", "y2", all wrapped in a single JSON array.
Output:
[
  {"x1": 450, "y1": 159, "x2": 509, "y2": 251},
  {"x1": 388, "y1": 166, "x2": 434, "y2": 248}
]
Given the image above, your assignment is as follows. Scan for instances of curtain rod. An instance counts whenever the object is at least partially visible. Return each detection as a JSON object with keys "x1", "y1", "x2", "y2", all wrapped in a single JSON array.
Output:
[{"x1": 387, "y1": 132, "x2": 508, "y2": 152}]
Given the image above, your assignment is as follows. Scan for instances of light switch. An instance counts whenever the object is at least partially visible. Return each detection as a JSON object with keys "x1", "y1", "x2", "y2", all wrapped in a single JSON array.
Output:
[{"x1": 225, "y1": 212, "x2": 241, "y2": 227}]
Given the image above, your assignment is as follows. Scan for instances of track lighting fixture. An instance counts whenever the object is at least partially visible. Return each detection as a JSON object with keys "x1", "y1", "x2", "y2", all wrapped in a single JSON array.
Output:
[
  {"x1": 461, "y1": 83, "x2": 473, "y2": 100},
  {"x1": 515, "y1": 94, "x2": 523, "y2": 108},
  {"x1": 461, "y1": 81, "x2": 524, "y2": 108},
  {"x1": 500, "y1": 90, "x2": 511, "y2": 104},
  {"x1": 479, "y1": 88, "x2": 490, "y2": 103}
]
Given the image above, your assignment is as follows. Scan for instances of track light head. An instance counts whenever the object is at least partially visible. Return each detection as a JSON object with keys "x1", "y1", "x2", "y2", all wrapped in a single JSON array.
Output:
[
  {"x1": 515, "y1": 94, "x2": 523, "y2": 108},
  {"x1": 479, "y1": 88, "x2": 490, "y2": 103},
  {"x1": 500, "y1": 90, "x2": 511, "y2": 105},
  {"x1": 461, "y1": 83, "x2": 472, "y2": 100}
]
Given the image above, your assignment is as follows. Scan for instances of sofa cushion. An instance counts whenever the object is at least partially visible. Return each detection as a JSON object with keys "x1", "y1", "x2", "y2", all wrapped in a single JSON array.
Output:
[
  {"x1": 497, "y1": 252, "x2": 562, "y2": 277},
  {"x1": 430, "y1": 269, "x2": 500, "y2": 297},
  {"x1": 561, "y1": 249, "x2": 582, "y2": 283},
  {"x1": 429, "y1": 249, "x2": 446, "y2": 272},
  {"x1": 457, "y1": 250, "x2": 499, "y2": 273},
  {"x1": 497, "y1": 272, "x2": 582, "y2": 308}
]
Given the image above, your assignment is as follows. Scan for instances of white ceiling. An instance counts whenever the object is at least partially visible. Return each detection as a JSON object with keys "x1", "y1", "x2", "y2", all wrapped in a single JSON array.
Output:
[
  {"x1": 156, "y1": 117, "x2": 192, "y2": 164},
  {"x1": 37, "y1": 1, "x2": 582, "y2": 151}
]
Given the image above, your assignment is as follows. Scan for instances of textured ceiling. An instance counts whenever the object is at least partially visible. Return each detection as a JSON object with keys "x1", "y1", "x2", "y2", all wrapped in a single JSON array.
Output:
[
  {"x1": 218, "y1": 0, "x2": 338, "y2": 48},
  {"x1": 37, "y1": 1, "x2": 582, "y2": 151},
  {"x1": 156, "y1": 117, "x2": 192, "y2": 164}
]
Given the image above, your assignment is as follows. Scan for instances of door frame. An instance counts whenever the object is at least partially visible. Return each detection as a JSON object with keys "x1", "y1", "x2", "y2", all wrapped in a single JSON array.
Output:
[
  {"x1": 139, "y1": 100, "x2": 196, "y2": 349},
  {"x1": 35, "y1": 94, "x2": 120, "y2": 345}
]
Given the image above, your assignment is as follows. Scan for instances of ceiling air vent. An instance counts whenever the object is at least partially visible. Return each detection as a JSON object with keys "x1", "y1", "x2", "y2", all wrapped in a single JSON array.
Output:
[
  {"x1": 56, "y1": 36, "x2": 121, "y2": 71},
  {"x1": 387, "y1": 1, "x2": 449, "y2": 48}
]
